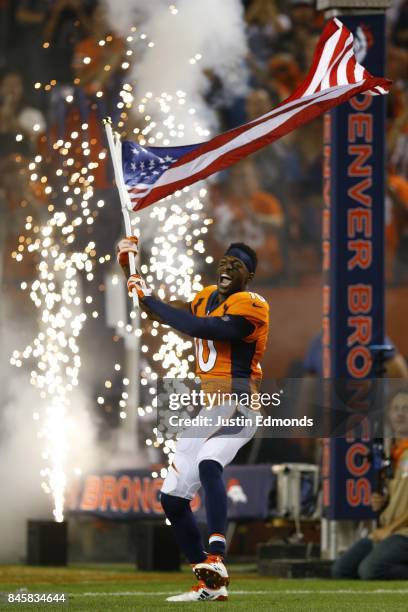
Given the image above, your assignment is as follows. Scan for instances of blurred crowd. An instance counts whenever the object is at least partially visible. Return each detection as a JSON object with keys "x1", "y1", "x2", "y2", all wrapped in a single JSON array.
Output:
[
  {"x1": 0, "y1": 0, "x2": 125, "y2": 305},
  {"x1": 0, "y1": 0, "x2": 407, "y2": 291}
]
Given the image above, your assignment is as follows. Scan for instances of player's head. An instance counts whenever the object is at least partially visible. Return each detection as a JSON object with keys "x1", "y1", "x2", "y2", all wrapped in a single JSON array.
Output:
[{"x1": 217, "y1": 243, "x2": 257, "y2": 296}]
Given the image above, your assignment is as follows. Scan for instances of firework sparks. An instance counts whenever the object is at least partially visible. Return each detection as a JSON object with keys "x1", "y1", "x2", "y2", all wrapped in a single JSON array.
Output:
[
  {"x1": 10, "y1": 109, "x2": 111, "y2": 520},
  {"x1": 11, "y1": 197, "x2": 93, "y2": 520}
]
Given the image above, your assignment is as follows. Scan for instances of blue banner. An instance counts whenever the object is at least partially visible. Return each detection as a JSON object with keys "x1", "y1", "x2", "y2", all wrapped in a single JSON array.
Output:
[
  {"x1": 322, "y1": 15, "x2": 386, "y2": 519},
  {"x1": 67, "y1": 465, "x2": 276, "y2": 522}
]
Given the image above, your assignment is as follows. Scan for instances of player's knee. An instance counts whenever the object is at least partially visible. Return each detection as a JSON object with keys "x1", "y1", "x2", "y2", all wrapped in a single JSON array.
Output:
[
  {"x1": 198, "y1": 459, "x2": 223, "y2": 484},
  {"x1": 160, "y1": 492, "x2": 190, "y2": 521}
]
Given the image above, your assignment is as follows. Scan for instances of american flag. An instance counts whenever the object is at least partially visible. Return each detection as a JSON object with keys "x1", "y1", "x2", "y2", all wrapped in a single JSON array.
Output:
[{"x1": 121, "y1": 18, "x2": 390, "y2": 212}]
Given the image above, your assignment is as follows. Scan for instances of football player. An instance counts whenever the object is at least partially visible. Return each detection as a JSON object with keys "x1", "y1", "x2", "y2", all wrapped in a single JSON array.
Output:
[{"x1": 117, "y1": 237, "x2": 269, "y2": 602}]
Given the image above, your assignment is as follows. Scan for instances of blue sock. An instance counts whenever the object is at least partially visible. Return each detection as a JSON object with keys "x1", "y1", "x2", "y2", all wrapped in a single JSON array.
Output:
[
  {"x1": 160, "y1": 493, "x2": 206, "y2": 564},
  {"x1": 199, "y1": 460, "x2": 227, "y2": 557}
]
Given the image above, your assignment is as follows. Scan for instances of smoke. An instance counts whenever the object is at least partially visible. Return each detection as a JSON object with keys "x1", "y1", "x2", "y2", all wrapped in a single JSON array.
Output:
[
  {"x1": 0, "y1": 318, "x2": 98, "y2": 562},
  {"x1": 0, "y1": 378, "x2": 51, "y2": 563},
  {"x1": 0, "y1": 382, "x2": 98, "y2": 562},
  {"x1": 104, "y1": 0, "x2": 248, "y2": 140}
]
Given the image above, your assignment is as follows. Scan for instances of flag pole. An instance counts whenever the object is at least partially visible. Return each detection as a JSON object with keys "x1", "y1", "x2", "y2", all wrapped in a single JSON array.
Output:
[
  {"x1": 103, "y1": 116, "x2": 142, "y2": 460},
  {"x1": 103, "y1": 116, "x2": 139, "y2": 309}
]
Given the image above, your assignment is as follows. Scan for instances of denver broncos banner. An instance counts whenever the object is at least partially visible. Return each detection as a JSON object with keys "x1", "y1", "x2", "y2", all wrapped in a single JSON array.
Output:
[
  {"x1": 322, "y1": 14, "x2": 386, "y2": 520},
  {"x1": 67, "y1": 465, "x2": 275, "y2": 521}
]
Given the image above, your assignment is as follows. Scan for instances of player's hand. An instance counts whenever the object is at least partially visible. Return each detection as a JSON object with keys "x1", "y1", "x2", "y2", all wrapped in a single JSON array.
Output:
[
  {"x1": 371, "y1": 492, "x2": 387, "y2": 513},
  {"x1": 116, "y1": 236, "x2": 139, "y2": 267},
  {"x1": 127, "y1": 274, "x2": 152, "y2": 300}
]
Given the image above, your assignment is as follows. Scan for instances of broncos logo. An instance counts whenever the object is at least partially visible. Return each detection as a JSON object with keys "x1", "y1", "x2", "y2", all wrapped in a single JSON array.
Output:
[
  {"x1": 227, "y1": 479, "x2": 248, "y2": 504},
  {"x1": 353, "y1": 25, "x2": 374, "y2": 64}
]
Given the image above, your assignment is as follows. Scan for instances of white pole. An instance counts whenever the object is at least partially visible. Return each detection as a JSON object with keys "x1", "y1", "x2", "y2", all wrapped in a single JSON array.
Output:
[
  {"x1": 103, "y1": 117, "x2": 141, "y2": 459},
  {"x1": 103, "y1": 117, "x2": 139, "y2": 309}
]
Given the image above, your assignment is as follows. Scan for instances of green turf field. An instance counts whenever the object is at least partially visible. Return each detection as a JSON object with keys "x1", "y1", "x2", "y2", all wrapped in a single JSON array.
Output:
[{"x1": 0, "y1": 564, "x2": 407, "y2": 611}]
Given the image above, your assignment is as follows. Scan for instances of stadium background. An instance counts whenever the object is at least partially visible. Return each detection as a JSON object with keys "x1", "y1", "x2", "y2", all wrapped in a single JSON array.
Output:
[{"x1": 0, "y1": 0, "x2": 407, "y2": 597}]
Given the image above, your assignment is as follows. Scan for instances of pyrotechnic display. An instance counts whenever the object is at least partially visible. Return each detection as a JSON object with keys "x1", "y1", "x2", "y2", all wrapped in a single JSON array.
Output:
[{"x1": 1, "y1": 0, "x2": 408, "y2": 609}]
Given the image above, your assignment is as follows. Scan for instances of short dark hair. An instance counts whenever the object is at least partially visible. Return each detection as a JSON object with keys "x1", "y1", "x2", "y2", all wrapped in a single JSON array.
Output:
[{"x1": 227, "y1": 242, "x2": 258, "y2": 272}]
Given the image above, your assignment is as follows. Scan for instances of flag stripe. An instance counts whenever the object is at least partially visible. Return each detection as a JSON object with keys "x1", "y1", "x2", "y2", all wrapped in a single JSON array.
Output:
[
  {"x1": 354, "y1": 63, "x2": 365, "y2": 82},
  {"x1": 293, "y1": 18, "x2": 342, "y2": 98},
  {"x1": 338, "y1": 45, "x2": 355, "y2": 86},
  {"x1": 303, "y1": 24, "x2": 344, "y2": 96},
  {"x1": 326, "y1": 36, "x2": 353, "y2": 89}
]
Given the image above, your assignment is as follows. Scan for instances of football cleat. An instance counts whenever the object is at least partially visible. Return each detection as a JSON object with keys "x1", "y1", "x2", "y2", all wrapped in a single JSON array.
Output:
[
  {"x1": 166, "y1": 581, "x2": 228, "y2": 602},
  {"x1": 193, "y1": 554, "x2": 229, "y2": 589}
]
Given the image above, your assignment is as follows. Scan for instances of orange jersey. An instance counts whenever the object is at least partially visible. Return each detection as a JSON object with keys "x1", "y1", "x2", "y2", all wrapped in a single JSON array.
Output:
[{"x1": 190, "y1": 286, "x2": 269, "y2": 387}]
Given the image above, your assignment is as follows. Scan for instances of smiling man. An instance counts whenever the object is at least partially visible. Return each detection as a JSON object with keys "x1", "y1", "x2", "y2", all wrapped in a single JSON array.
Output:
[{"x1": 117, "y1": 238, "x2": 269, "y2": 602}]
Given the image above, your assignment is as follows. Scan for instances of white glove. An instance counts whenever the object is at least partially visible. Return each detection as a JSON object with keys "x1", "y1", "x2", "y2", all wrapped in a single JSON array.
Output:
[
  {"x1": 116, "y1": 236, "x2": 138, "y2": 267},
  {"x1": 127, "y1": 274, "x2": 153, "y2": 299}
]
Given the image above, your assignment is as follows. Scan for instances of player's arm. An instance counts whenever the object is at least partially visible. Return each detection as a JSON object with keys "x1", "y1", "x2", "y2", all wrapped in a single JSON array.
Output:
[
  {"x1": 163, "y1": 299, "x2": 192, "y2": 313},
  {"x1": 140, "y1": 298, "x2": 191, "y2": 324},
  {"x1": 127, "y1": 274, "x2": 254, "y2": 340},
  {"x1": 116, "y1": 238, "x2": 191, "y2": 321}
]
